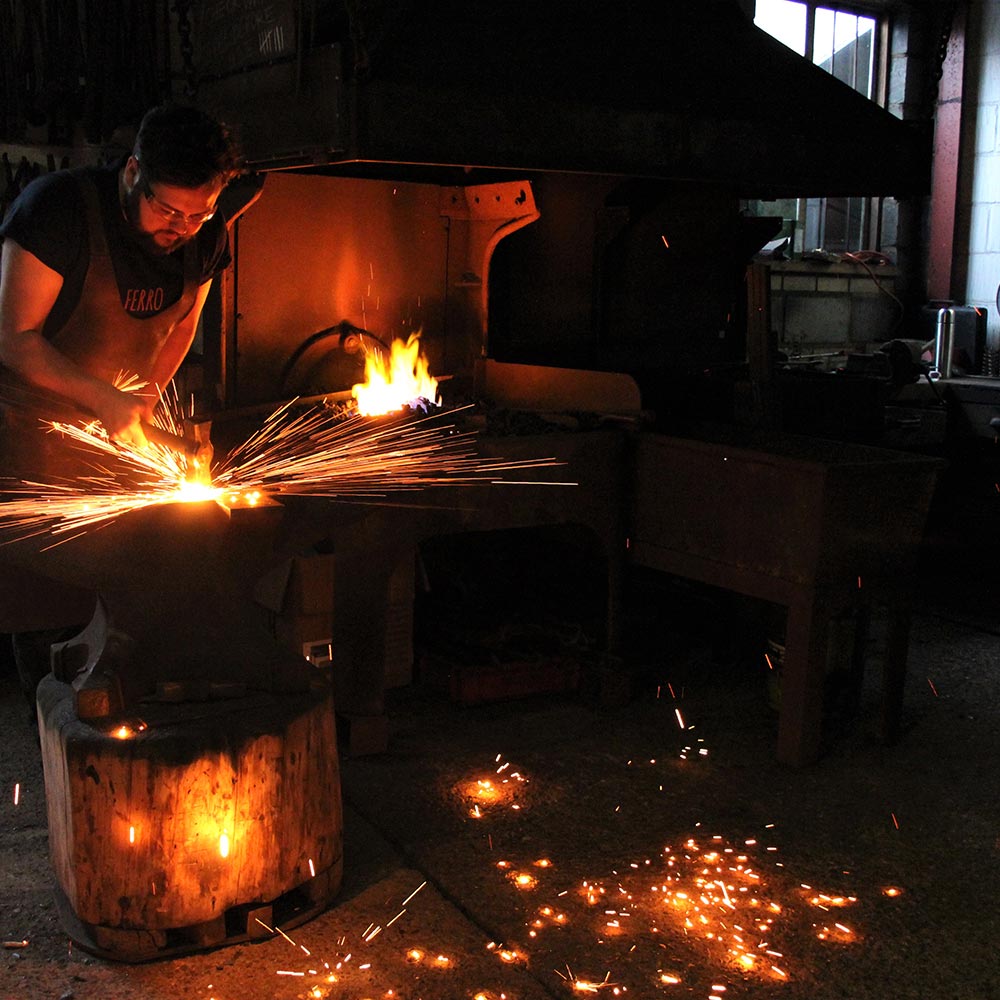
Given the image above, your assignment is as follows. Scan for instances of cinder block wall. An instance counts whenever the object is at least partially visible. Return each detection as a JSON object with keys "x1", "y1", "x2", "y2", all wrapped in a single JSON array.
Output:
[
  {"x1": 769, "y1": 260, "x2": 900, "y2": 359},
  {"x1": 965, "y1": 0, "x2": 1000, "y2": 348}
]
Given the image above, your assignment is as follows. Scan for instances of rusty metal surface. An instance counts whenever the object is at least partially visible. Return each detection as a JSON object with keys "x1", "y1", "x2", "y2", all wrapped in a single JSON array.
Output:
[{"x1": 926, "y1": 2, "x2": 966, "y2": 301}]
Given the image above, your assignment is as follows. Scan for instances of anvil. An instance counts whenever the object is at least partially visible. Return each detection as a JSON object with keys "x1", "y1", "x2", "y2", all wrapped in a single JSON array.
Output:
[{"x1": 0, "y1": 486, "x2": 313, "y2": 717}]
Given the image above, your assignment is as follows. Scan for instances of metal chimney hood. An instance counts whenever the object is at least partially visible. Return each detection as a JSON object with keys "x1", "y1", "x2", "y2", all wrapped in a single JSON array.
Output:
[{"x1": 193, "y1": 0, "x2": 930, "y2": 198}]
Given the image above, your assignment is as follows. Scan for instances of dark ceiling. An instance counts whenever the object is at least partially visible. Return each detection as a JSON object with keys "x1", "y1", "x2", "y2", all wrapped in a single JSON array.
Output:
[{"x1": 195, "y1": 0, "x2": 931, "y2": 198}]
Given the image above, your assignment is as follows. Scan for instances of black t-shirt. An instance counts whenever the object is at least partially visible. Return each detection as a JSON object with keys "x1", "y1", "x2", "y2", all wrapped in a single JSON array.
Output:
[{"x1": 0, "y1": 160, "x2": 231, "y2": 338}]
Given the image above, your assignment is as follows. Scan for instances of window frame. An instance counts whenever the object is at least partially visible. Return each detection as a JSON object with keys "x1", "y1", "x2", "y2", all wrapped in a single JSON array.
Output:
[{"x1": 751, "y1": 0, "x2": 895, "y2": 256}]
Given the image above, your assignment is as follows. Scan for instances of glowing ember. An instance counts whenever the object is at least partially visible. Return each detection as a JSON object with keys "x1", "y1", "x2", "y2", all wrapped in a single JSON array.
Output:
[
  {"x1": 109, "y1": 720, "x2": 146, "y2": 740},
  {"x1": 480, "y1": 819, "x2": 867, "y2": 996},
  {"x1": 352, "y1": 332, "x2": 439, "y2": 416},
  {"x1": 465, "y1": 778, "x2": 502, "y2": 813},
  {"x1": 219, "y1": 831, "x2": 230, "y2": 858},
  {"x1": 457, "y1": 756, "x2": 531, "y2": 822},
  {"x1": 556, "y1": 967, "x2": 615, "y2": 993}
]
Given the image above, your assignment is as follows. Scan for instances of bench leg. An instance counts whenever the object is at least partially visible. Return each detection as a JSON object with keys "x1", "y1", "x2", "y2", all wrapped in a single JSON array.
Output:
[{"x1": 776, "y1": 593, "x2": 828, "y2": 766}]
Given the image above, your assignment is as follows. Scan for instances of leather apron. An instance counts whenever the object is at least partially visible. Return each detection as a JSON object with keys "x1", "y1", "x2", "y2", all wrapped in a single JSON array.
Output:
[
  {"x1": 0, "y1": 174, "x2": 200, "y2": 630},
  {"x1": 49, "y1": 178, "x2": 200, "y2": 384}
]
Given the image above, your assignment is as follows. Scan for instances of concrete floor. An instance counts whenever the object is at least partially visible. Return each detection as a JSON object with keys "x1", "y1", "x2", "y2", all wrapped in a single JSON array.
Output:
[{"x1": 1, "y1": 549, "x2": 999, "y2": 1000}]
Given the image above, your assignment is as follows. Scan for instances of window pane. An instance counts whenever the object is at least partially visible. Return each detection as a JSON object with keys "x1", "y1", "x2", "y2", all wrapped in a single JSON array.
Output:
[
  {"x1": 830, "y1": 12, "x2": 858, "y2": 89},
  {"x1": 754, "y1": 0, "x2": 807, "y2": 56},
  {"x1": 814, "y1": 8, "x2": 836, "y2": 67},
  {"x1": 814, "y1": 8, "x2": 876, "y2": 98},
  {"x1": 857, "y1": 16, "x2": 876, "y2": 99}
]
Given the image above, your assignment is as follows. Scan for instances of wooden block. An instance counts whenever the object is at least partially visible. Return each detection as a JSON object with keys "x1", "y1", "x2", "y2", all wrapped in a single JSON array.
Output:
[{"x1": 37, "y1": 674, "x2": 343, "y2": 958}]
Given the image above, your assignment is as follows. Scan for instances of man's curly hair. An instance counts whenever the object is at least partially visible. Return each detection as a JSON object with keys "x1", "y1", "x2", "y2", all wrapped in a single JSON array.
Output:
[{"x1": 134, "y1": 104, "x2": 243, "y2": 188}]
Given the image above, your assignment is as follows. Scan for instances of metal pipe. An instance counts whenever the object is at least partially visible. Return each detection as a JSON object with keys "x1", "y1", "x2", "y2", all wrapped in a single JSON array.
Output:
[{"x1": 931, "y1": 306, "x2": 955, "y2": 380}]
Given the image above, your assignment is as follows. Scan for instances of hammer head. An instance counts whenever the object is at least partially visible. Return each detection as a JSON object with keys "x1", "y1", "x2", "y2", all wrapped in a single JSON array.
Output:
[
  {"x1": 139, "y1": 418, "x2": 215, "y2": 483},
  {"x1": 185, "y1": 418, "x2": 214, "y2": 484}
]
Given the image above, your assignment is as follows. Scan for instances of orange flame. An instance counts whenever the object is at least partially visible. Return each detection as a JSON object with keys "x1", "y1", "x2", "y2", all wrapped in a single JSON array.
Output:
[{"x1": 352, "y1": 332, "x2": 439, "y2": 416}]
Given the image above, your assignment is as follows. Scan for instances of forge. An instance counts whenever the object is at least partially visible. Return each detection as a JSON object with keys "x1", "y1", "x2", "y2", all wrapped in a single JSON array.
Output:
[{"x1": 7, "y1": 493, "x2": 344, "y2": 962}]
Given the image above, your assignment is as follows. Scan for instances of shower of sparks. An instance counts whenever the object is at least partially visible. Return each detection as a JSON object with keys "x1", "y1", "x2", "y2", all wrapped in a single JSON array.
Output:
[
  {"x1": 213, "y1": 399, "x2": 569, "y2": 500},
  {"x1": 489, "y1": 828, "x2": 861, "y2": 993},
  {"x1": 457, "y1": 755, "x2": 530, "y2": 818},
  {"x1": 0, "y1": 387, "x2": 571, "y2": 544},
  {"x1": 0, "y1": 376, "x2": 221, "y2": 543},
  {"x1": 452, "y1": 734, "x2": 872, "y2": 997},
  {"x1": 195, "y1": 742, "x2": 890, "y2": 1000},
  {"x1": 255, "y1": 879, "x2": 432, "y2": 996}
]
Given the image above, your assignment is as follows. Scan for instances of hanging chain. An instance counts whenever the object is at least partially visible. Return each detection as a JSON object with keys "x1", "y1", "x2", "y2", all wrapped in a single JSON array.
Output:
[
  {"x1": 927, "y1": 1, "x2": 957, "y2": 113},
  {"x1": 344, "y1": 0, "x2": 370, "y2": 79},
  {"x1": 171, "y1": 0, "x2": 198, "y2": 98}
]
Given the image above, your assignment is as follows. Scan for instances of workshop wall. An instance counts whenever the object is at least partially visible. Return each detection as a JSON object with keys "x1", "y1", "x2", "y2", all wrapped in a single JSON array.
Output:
[
  {"x1": 769, "y1": 259, "x2": 901, "y2": 362},
  {"x1": 963, "y1": 0, "x2": 1000, "y2": 346},
  {"x1": 0, "y1": 0, "x2": 172, "y2": 148}
]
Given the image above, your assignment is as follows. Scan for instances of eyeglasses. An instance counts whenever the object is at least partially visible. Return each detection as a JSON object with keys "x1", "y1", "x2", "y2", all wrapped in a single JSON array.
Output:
[{"x1": 135, "y1": 167, "x2": 217, "y2": 229}]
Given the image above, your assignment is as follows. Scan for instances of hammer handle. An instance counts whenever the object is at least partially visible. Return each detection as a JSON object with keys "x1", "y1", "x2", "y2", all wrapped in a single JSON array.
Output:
[{"x1": 140, "y1": 420, "x2": 198, "y2": 458}]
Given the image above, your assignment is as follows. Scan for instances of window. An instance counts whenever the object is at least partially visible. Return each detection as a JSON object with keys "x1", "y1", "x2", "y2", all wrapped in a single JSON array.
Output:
[
  {"x1": 751, "y1": 1, "x2": 887, "y2": 255},
  {"x1": 755, "y1": 0, "x2": 879, "y2": 98}
]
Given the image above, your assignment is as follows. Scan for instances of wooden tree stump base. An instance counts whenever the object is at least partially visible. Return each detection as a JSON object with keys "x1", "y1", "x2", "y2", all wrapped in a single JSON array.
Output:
[{"x1": 37, "y1": 673, "x2": 343, "y2": 962}]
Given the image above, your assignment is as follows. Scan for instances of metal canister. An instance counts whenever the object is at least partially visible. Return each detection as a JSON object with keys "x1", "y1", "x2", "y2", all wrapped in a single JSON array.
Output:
[{"x1": 931, "y1": 307, "x2": 955, "y2": 380}]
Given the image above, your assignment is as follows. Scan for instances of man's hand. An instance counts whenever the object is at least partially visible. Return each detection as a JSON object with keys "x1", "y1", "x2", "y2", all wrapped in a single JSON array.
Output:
[{"x1": 91, "y1": 384, "x2": 149, "y2": 449}]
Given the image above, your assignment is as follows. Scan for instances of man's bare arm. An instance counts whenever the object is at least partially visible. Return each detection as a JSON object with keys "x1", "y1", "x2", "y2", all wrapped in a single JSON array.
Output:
[
  {"x1": 0, "y1": 239, "x2": 146, "y2": 442},
  {"x1": 146, "y1": 280, "x2": 214, "y2": 394}
]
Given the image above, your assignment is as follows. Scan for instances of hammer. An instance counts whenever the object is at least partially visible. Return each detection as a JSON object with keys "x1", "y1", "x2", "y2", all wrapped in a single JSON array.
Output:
[{"x1": 140, "y1": 417, "x2": 214, "y2": 482}]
